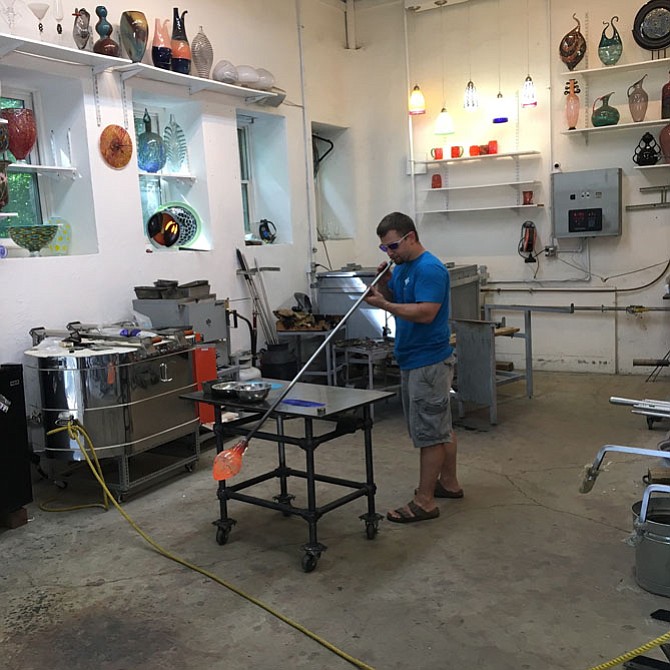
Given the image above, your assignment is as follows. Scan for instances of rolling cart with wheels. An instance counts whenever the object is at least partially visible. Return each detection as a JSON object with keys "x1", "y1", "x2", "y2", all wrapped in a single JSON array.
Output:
[{"x1": 182, "y1": 380, "x2": 393, "y2": 572}]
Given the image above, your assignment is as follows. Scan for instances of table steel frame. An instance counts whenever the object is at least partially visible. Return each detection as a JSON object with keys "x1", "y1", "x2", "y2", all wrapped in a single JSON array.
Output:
[{"x1": 182, "y1": 381, "x2": 393, "y2": 572}]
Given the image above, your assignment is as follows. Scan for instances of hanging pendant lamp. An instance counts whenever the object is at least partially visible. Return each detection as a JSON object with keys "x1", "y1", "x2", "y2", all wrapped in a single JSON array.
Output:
[
  {"x1": 434, "y1": 107, "x2": 455, "y2": 134},
  {"x1": 434, "y1": 4, "x2": 454, "y2": 134},
  {"x1": 522, "y1": 75, "x2": 537, "y2": 107},
  {"x1": 492, "y1": 92, "x2": 509, "y2": 123},
  {"x1": 409, "y1": 84, "x2": 426, "y2": 115},
  {"x1": 521, "y1": 0, "x2": 537, "y2": 108}
]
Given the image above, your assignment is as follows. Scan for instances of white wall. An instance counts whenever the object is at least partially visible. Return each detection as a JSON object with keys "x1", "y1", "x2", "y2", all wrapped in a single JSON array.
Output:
[
  {"x1": 341, "y1": 0, "x2": 670, "y2": 373},
  {"x1": 1, "y1": 0, "x2": 668, "y2": 374}
]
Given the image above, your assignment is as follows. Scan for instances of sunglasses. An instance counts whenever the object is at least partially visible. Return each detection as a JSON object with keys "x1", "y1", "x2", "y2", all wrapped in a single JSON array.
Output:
[{"x1": 379, "y1": 231, "x2": 411, "y2": 253}]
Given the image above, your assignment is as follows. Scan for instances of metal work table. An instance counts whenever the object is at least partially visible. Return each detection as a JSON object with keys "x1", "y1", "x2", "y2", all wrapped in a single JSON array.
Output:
[{"x1": 181, "y1": 380, "x2": 394, "y2": 572}]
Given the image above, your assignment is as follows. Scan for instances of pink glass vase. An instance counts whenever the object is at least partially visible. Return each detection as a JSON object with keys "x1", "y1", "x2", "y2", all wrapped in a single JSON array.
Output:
[
  {"x1": 1, "y1": 108, "x2": 37, "y2": 161},
  {"x1": 564, "y1": 78, "x2": 581, "y2": 131}
]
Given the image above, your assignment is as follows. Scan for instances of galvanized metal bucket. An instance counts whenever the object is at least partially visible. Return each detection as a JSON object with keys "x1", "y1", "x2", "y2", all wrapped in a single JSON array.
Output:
[{"x1": 632, "y1": 484, "x2": 670, "y2": 597}]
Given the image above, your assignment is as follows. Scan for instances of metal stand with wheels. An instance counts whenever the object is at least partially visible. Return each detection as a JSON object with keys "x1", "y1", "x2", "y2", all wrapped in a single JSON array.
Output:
[{"x1": 184, "y1": 381, "x2": 392, "y2": 572}]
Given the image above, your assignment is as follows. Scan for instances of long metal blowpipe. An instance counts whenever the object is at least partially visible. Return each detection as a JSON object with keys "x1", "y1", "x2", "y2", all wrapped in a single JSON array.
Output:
[
  {"x1": 212, "y1": 260, "x2": 394, "y2": 481},
  {"x1": 579, "y1": 444, "x2": 670, "y2": 494}
]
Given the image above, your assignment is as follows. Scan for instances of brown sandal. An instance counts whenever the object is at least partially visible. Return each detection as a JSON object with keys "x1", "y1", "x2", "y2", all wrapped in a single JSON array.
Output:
[{"x1": 386, "y1": 500, "x2": 440, "y2": 524}]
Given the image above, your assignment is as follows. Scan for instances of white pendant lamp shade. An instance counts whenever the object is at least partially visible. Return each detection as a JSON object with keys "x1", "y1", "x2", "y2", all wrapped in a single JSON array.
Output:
[
  {"x1": 464, "y1": 80, "x2": 478, "y2": 110},
  {"x1": 409, "y1": 85, "x2": 426, "y2": 115},
  {"x1": 521, "y1": 75, "x2": 537, "y2": 107},
  {"x1": 434, "y1": 107, "x2": 455, "y2": 135},
  {"x1": 492, "y1": 92, "x2": 509, "y2": 123}
]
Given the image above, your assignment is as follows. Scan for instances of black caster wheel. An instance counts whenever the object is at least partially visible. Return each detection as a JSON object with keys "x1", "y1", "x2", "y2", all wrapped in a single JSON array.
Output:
[
  {"x1": 116, "y1": 493, "x2": 125, "y2": 504},
  {"x1": 281, "y1": 502, "x2": 293, "y2": 518},
  {"x1": 216, "y1": 527, "x2": 230, "y2": 545},
  {"x1": 365, "y1": 522, "x2": 378, "y2": 540},
  {"x1": 184, "y1": 463, "x2": 194, "y2": 473},
  {"x1": 301, "y1": 553, "x2": 319, "y2": 573},
  {"x1": 647, "y1": 416, "x2": 656, "y2": 430}
]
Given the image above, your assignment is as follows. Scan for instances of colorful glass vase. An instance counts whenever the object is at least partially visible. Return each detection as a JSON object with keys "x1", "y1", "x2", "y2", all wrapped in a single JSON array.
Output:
[
  {"x1": 191, "y1": 26, "x2": 213, "y2": 78},
  {"x1": 119, "y1": 10, "x2": 148, "y2": 63},
  {"x1": 559, "y1": 13, "x2": 586, "y2": 71},
  {"x1": 628, "y1": 75, "x2": 649, "y2": 123},
  {"x1": 72, "y1": 7, "x2": 91, "y2": 50},
  {"x1": 662, "y1": 72, "x2": 670, "y2": 120},
  {"x1": 660, "y1": 123, "x2": 670, "y2": 163},
  {"x1": 151, "y1": 18, "x2": 171, "y2": 69},
  {"x1": 591, "y1": 92, "x2": 620, "y2": 127},
  {"x1": 163, "y1": 114, "x2": 187, "y2": 173},
  {"x1": 633, "y1": 132, "x2": 661, "y2": 166},
  {"x1": 92, "y1": 5, "x2": 120, "y2": 57},
  {"x1": 564, "y1": 78, "x2": 581, "y2": 130},
  {"x1": 170, "y1": 8, "x2": 191, "y2": 75},
  {"x1": 598, "y1": 16, "x2": 622, "y2": 66},
  {"x1": 0, "y1": 159, "x2": 11, "y2": 211},
  {"x1": 137, "y1": 109, "x2": 166, "y2": 173},
  {"x1": 0, "y1": 108, "x2": 37, "y2": 161}
]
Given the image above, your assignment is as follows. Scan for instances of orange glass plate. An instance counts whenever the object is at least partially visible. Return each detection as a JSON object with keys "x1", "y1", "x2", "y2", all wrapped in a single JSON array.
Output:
[{"x1": 99, "y1": 124, "x2": 133, "y2": 168}]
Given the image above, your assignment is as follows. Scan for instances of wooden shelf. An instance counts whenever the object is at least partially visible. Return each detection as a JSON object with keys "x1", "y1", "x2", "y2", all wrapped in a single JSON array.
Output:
[{"x1": 416, "y1": 150, "x2": 540, "y2": 167}]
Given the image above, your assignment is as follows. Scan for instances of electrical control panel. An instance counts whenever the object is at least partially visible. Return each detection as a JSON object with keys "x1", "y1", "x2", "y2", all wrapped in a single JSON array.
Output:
[{"x1": 551, "y1": 168, "x2": 622, "y2": 239}]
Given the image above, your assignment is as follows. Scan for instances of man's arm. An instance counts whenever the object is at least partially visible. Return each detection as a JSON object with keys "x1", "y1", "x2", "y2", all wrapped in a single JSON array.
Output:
[{"x1": 365, "y1": 286, "x2": 440, "y2": 324}]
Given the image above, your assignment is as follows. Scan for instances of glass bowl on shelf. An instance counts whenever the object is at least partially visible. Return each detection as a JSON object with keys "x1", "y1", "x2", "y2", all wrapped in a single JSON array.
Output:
[{"x1": 8, "y1": 224, "x2": 59, "y2": 255}]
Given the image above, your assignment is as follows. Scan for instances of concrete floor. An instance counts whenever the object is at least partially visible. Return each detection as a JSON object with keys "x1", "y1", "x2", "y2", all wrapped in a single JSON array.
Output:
[{"x1": 2, "y1": 371, "x2": 670, "y2": 670}]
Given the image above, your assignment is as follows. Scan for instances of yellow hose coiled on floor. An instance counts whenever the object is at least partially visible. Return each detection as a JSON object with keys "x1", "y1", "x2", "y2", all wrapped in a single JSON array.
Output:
[
  {"x1": 46, "y1": 421, "x2": 375, "y2": 670},
  {"x1": 586, "y1": 629, "x2": 670, "y2": 670}
]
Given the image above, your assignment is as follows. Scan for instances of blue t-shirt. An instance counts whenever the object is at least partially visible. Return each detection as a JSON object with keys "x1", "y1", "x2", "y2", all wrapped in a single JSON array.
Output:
[{"x1": 388, "y1": 251, "x2": 452, "y2": 370}]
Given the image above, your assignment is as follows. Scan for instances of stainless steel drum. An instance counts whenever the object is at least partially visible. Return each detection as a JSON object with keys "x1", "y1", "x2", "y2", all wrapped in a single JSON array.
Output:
[{"x1": 24, "y1": 341, "x2": 198, "y2": 461}]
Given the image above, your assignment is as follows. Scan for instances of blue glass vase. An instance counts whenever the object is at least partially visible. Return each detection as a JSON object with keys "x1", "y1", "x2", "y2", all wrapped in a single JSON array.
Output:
[{"x1": 137, "y1": 109, "x2": 166, "y2": 173}]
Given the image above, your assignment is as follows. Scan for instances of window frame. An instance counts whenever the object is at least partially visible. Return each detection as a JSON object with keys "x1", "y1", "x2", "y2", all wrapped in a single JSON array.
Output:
[
  {"x1": 1, "y1": 87, "x2": 47, "y2": 227},
  {"x1": 237, "y1": 122, "x2": 254, "y2": 235}
]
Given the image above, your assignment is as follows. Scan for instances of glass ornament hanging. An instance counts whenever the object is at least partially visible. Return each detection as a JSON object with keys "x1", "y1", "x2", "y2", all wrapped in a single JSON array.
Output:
[
  {"x1": 521, "y1": 76, "x2": 537, "y2": 108},
  {"x1": 559, "y1": 13, "x2": 587, "y2": 71},
  {"x1": 598, "y1": 16, "x2": 623, "y2": 66},
  {"x1": 464, "y1": 80, "x2": 478, "y2": 110}
]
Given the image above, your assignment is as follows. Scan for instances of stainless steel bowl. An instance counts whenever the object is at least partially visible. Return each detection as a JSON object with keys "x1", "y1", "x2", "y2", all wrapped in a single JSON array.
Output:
[
  {"x1": 235, "y1": 381, "x2": 271, "y2": 402},
  {"x1": 210, "y1": 381, "x2": 239, "y2": 398}
]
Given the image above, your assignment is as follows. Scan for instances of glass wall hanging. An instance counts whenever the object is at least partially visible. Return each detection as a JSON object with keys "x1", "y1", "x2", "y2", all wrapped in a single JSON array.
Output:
[
  {"x1": 598, "y1": 16, "x2": 623, "y2": 66},
  {"x1": 559, "y1": 13, "x2": 587, "y2": 71},
  {"x1": 633, "y1": 1, "x2": 670, "y2": 52}
]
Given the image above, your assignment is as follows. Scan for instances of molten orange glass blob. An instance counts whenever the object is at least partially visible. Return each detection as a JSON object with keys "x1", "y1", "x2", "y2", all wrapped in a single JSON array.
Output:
[{"x1": 212, "y1": 441, "x2": 247, "y2": 481}]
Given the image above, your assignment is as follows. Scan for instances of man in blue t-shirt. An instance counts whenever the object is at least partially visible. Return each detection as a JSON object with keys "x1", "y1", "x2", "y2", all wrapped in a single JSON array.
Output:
[{"x1": 365, "y1": 211, "x2": 462, "y2": 523}]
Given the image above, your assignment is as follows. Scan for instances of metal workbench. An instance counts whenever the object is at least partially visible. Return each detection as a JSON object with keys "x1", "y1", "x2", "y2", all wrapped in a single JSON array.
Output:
[{"x1": 182, "y1": 380, "x2": 394, "y2": 572}]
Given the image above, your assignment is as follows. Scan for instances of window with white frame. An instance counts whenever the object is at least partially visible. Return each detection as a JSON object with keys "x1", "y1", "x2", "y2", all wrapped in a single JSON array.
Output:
[
  {"x1": 0, "y1": 88, "x2": 44, "y2": 229},
  {"x1": 236, "y1": 110, "x2": 290, "y2": 245},
  {"x1": 237, "y1": 122, "x2": 253, "y2": 235}
]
